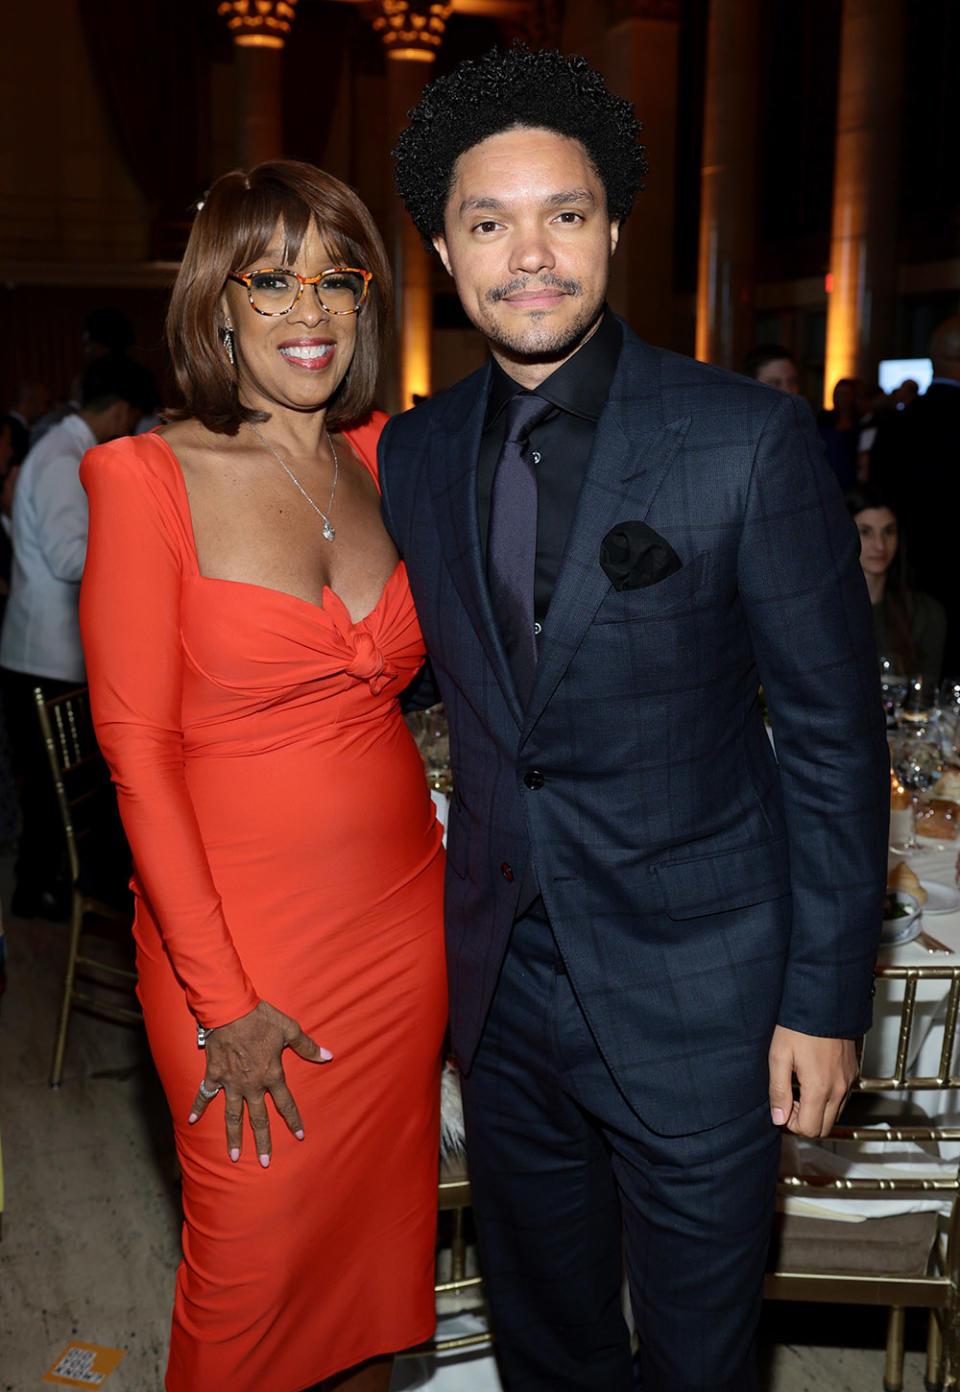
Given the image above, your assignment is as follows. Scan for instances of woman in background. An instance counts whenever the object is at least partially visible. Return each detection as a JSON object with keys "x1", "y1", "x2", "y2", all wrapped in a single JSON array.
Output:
[
  {"x1": 79, "y1": 161, "x2": 446, "y2": 1392},
  {"x1": 846, "y1": 482, "x2": 946, "y2": 685}
]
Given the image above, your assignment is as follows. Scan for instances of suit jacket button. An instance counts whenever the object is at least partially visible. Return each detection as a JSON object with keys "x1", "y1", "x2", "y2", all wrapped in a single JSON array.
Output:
[
  {"x1": 500, "y1": 862, "x2": 514, "y2": 882},
  {"x1": 523, "y1": 769, "x2": 545, "y2": 790}
]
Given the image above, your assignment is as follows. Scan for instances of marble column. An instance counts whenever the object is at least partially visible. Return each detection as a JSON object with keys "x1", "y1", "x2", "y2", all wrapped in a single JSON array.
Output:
[
  {"x1": 217, "y1": 0, "x2": 299, "y2": 167},
  {"x1": 374, "y1": 2, "x2": 452, "y2": 412},
  {"x1": 695, "y1": 0, "x2": 759, "y2": 369},
  {"x1": 823, "y1": 0, "x2": 905, "y2": 404}
]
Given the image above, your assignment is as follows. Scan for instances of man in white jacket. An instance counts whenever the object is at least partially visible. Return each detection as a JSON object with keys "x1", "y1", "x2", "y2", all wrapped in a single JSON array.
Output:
[{"x1": 1, "y1": 352, "x2": 154, "y2": 918}]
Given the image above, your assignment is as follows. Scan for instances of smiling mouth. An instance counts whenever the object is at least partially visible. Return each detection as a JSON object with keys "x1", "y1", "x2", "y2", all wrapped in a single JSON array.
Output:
[
  {"x1": 279, "y1": 342, "x2": 335, "y2": 367},
  {"x1": 487, "y1": 275, "x2": 581, "y2": 306},
  {"x1": 506, "y1": 290, "x2": 567, "y2": 307}
]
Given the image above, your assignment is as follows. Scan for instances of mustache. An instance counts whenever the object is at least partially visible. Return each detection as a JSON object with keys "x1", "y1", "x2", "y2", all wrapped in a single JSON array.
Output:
[{"x1": 486, "y1": 274, "x2": 581, "y2": 304}]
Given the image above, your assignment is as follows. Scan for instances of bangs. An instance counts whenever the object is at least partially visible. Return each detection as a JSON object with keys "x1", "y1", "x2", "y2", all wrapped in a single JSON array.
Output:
[
  {"x1": 228, "y1": 183, "x2": 361, "y2": 273},
  {"x1": 225, "y1": 181, "x2": 310, "y2": 272}
]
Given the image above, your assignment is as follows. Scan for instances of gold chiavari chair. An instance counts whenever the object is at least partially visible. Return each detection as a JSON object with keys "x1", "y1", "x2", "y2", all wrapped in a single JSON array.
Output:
[
  {"x1": 766, "y1": 963, "x2": 960, "y2": 1392},
  {"x1": 396, "y1": 1101, "x2": 493, "y2": 1363},
  {"x1": 33, "y1": 687, "x2": 140, "y2": 1087},
  {"x1": 399, "y1": 738, "x2": 489, "y2": 1359},
  {"x1": 431, "y1": 1148, "x2": 493, "y2": 1355}
]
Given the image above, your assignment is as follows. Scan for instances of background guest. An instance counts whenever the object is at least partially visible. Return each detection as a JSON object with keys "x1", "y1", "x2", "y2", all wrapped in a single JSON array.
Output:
[
  {"x1": 871, "y1": 316, "x2": 960, "y2": 671},
  {"x1": 0, "y1": 414, "x2": 27, "y2": 850},
  {"x1": 819, "y1": 377, "x2": 862, "y2": 491},
  {"x1": 7, "y1": 382, "x2": 51, "y2": 436},
  {"x1": 854, "y1": 382, "x2": 890, "y2": 479},
  {"x1": 846, "y1": 482, "x2": 946, "y2": 685},
  {"x1": 31, "y1": 306, "x2": 161, "y2": 444},
  {"x1": 0, "y1": 353, "x2": 154, "y2": 919},
  {"x1": 741, "y1": 342, "x2": 802, "y2": 394},
  {"x1": 0, "y1": 413, "x2": 28, "y2": 617}
]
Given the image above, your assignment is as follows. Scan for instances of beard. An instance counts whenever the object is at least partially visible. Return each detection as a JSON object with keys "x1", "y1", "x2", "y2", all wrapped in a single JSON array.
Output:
[{"x1": 472, "y1": 274, "x2": 605, "y2": 366}]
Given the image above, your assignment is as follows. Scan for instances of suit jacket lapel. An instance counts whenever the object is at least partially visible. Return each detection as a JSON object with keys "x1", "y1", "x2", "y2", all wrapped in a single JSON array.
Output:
[
  {"x1": 523, "y1": 332, "x2": 691, "y2": 736},
  {"x1": 427, "y1": 365, "x2": 525, "y2": 723}
]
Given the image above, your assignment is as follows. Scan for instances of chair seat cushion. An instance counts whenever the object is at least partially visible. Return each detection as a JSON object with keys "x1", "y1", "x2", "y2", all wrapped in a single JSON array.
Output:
[{"x1": 771, "y1": 1209, "x2": 938, "y2": 1276}]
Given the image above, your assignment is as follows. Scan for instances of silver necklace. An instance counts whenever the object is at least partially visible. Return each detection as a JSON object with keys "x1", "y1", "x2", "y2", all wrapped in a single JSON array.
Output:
[{"x1": 248, "y1": 422, "x2": 339, "y2": 542}]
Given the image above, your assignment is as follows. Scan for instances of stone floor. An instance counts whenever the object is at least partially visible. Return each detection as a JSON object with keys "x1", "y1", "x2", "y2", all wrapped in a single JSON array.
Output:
[{"x1": 0, "y1": 888, "x2": 938, "y2": 1392}]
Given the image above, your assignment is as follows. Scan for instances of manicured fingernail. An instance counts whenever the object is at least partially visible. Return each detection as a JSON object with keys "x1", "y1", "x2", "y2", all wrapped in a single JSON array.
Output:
[
  {"x1": 295, "y1": 1129, "x2": 305, "y2": 1141},
  {"x1": 320, "y1": 1048, "x2": 333, "y2": 1061},
  {"x1": 230, "y1": 1147, "x2": 240, "y2": 1162},
  {"x1": 259, "y1": 1153, "x2": 270, "y2": 1169},
  {"x1": 188, "y1": 1112, "x2": 198, "y2": 1125},
  {"x1": 771, "y1": 1108, "x2": 786, "y2": 1125}
]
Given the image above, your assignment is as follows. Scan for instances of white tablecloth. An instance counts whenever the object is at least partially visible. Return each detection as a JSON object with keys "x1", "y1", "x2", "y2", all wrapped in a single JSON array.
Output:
[
  {"x1": 777, "y1": 838, "x2": 960, "y2": 1222},
  {"x1": 866, "y1": 839, "x2": 960, "y2": 1082}
]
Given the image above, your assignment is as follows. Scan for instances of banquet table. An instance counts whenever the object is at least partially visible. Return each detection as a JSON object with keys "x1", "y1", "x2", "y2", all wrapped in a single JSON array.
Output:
[
  {"x1": 777, "y1": 837, "x2": 960, "y2": 1225},
  {"x1": 864, "y1": 838, "x2": 960, "y2": 1089}
]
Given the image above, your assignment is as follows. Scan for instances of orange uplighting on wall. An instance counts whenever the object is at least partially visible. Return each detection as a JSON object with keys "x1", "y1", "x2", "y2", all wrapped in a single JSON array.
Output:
[
  {"x1": 403, "y1": 333, "x2": 432, "y2": 408},
  {"x1": 217, "y1": 0, "x2": 298, "y2": 47},
  {"x1": 373, "y1": 0, "x2": 452, "y2": 59}
]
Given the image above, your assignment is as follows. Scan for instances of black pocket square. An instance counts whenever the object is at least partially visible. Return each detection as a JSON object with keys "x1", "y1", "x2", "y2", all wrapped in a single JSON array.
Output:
[{"x1": 599, "y1": 522, "x2": 683, "y2": 591}]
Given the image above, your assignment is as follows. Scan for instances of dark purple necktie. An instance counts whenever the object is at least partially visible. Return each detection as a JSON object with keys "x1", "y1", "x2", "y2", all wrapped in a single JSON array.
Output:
[{"x1": 487, "y1": 393, "x2": 552, "y2": 702}]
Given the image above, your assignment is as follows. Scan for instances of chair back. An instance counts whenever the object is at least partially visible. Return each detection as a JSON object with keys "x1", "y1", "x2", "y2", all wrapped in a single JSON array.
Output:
[
  {"x1": 776, "y1": 962, "x2": 960, "y2": 1228},
  {"x1": 768, "y1": 963, "x2": 960, "y2": 1390},
  {"x1": 32, "y1": 686, "x2": 129, "y2": 902},
  {"x1": 35, "y1": 686, "x2": 138, "y2": 1087},
  {"x1": 33, "y1": 686, "x2": 97, "y2": 885},
  {"x1": 858, "y1": 964, "x2": 960, "y2": 1092}
]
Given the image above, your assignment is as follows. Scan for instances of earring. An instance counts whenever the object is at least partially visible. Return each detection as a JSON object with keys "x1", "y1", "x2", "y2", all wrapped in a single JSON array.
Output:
[{"x1": 222, "y1": 324, "x2": 235, "y2": 367}]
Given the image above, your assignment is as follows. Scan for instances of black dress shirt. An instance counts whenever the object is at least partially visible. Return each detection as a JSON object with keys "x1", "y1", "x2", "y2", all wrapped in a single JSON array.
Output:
[{"x1": 478, "y1": 308, "x2": 623, "y2": 630}]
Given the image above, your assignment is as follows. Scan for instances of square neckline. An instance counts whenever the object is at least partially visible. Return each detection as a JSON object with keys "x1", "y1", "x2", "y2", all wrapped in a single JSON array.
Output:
[{"x1": 150, "y1": 429, "x2": 402, "y2": 628}]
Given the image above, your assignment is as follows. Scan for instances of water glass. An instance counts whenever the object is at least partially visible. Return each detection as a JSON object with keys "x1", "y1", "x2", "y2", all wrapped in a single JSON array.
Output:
[{"x1": 879, "y1": 654, "x2": 906, "y2": 722}]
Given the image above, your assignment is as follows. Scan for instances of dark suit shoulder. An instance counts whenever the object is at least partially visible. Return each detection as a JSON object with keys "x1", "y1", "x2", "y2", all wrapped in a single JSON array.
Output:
[
  {"x1": 613, "y1": 319, "x2": 813, "y2": 434},
  {"x1": 385, "y1": 363, "x2": 490, "y2": 448}
]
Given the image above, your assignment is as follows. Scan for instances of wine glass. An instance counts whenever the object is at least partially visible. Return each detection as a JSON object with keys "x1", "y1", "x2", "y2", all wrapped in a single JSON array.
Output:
[
  {"x1": 890, "y1": 726, "x2": 943, "y2": 854},
  {"x1": 879, "y1": 654, "x2": 906, "y2": 724},
  {"x1": 938, "y1": 678, "x2": 960, "y2": 761},
  {"x1": 888, "y1": 768, "x2": 917, "y2": 852},
  {"x1": 899, "y1": 673, "x2": 937, "y2": 725}
]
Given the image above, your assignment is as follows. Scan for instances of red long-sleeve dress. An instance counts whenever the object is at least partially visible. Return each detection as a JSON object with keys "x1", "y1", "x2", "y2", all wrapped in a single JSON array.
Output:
[{"x1": 79, "y1": 416, "x2": 446, "y2": 1392}]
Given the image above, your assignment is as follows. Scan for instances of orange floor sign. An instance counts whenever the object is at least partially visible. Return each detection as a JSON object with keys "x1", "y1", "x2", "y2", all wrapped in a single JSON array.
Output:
[{"x1": 43, "y1": 1343, "x2": 126, "y2": 1386}]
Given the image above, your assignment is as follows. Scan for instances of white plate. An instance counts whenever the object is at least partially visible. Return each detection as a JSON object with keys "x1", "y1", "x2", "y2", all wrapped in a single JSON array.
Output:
[{"x1": 920, "y1": 880, "x2": 960, "y2": 915}]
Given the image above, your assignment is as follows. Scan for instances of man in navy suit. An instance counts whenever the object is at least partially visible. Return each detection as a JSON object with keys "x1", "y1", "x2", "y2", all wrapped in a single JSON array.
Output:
[{"x1": 379, "y1": 46, "x2": 888, "y2": 1391}]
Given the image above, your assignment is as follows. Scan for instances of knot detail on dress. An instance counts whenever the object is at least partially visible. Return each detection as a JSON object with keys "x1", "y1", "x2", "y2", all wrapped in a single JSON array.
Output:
[{"x1": 345, "y1": 631, "x2": 396, "y2": 694}]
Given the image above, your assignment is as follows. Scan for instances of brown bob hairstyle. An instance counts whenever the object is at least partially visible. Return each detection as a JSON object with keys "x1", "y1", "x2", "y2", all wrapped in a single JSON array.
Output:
[{"x1": 166, "y1": 160, "x2": 392, "y2": 435}]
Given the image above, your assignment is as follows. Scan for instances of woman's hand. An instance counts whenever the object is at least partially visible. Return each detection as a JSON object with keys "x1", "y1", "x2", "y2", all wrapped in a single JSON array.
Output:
[{"x1": 188, "y1": 1000, "x2": 332, "y2": 1167}]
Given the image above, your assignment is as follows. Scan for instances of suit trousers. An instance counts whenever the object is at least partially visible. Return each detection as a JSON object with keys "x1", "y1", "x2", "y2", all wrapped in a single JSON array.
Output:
[{"x1": 460, "y1": 906, "x2": 781, "y2": 1391}]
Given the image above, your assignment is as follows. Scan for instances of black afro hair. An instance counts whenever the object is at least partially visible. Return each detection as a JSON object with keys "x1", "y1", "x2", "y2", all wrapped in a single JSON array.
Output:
[{"x1": 393, "y1": 44, "x2": 648, "y2": 247}]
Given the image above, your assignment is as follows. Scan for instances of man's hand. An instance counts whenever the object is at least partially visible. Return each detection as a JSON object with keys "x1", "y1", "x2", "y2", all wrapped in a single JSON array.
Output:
[{"x1": 768, "y1": 1024, "x2": 858, "y2": 1137}]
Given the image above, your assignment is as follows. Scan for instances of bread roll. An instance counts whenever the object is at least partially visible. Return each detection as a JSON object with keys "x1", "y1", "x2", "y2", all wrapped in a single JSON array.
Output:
[
  {"x1": 916, "y1": 798, "x2": 960, "y2": 841},
  {"x1": 888, "y1": 860, "x2": 926, "y2": 903},
  {"x1": 931, "y1": 769, "x2": 960, "y2": 800}
]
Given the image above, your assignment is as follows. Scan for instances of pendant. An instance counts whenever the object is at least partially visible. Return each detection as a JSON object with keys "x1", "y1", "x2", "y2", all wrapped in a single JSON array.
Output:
[{"x1": 322, "y1": 522, "x2": 335, "y2": 542}]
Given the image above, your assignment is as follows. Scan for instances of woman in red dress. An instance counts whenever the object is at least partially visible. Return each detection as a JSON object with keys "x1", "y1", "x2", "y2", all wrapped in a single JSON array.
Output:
[{"x1": 79, "y1": 162, "x2": 446, "y2": 1392}]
